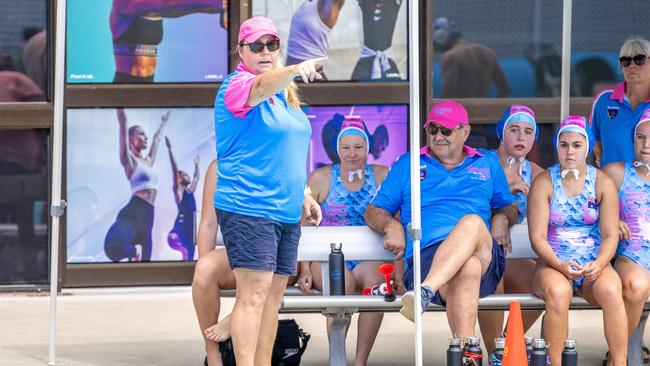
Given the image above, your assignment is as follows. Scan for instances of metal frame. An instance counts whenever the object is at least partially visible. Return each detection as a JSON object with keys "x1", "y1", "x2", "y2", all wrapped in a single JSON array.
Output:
[{"x1": 3, "y1": 0, "x2": 594, "y2": 290}]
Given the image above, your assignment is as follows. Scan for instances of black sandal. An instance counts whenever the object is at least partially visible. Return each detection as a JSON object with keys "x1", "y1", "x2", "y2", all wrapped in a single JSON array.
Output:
[
  {"x1": 643, "y1": 345, "x2": 650, "y2": 364},
  {"x1": 602, "y1": 351, "x2": 609, "y2": 366},
  {"x1": 203, "y1": 356, "x2": 208, "y2": 366}
]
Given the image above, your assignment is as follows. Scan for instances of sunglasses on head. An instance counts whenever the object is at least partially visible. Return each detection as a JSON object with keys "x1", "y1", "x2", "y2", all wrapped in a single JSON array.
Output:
[
  {"x1": 619, "y1": 54, "x2": 647, "y2": 67},
  {"x1": 426, "y1": 124, "x2": 462, "y2": 137},
  {"x1": 239, "y1": 39, "x2": 280, "y2": 54}
]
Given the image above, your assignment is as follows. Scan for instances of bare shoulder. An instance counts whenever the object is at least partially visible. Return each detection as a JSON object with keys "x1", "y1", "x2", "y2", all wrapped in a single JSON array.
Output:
[
  {"x1": 308, "y1": 165, "x2": 332, "y2": 183},
  {"x1": 371, "y1": 164, "x2": 389, "y2": 183},
  {"x1": 595, "y1": 167, "x2": 617, "y2": 194},
  {"x1": 531, "y1": 170, "x2": 552, "y2": 191},
  {"x1": 601, "y1": 162, "x2": 625, "y2": 188},
  {"x1": 530, "y1": 161, "x2": 544, "y2": 178}
]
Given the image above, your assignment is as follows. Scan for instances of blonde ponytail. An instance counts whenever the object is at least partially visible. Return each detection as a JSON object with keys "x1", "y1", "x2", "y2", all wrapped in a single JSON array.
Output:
[{"x1": 285, "y1": 81, "x2": 301, "y2": 109}]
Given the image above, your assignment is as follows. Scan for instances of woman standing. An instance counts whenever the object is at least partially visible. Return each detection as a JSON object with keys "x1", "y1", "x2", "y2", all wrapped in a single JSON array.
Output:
[
  {"x1": 213, "y1": 16, "x2": 322, "y2": 366},
  {"x1": 591, "y1": 38, "x2": 650, "y2": 166},
  {"x1": 104, "y1": 108, "x2": 169, "y2": 262},
  {"x1": 528, "y1": 116, "x2": 627, "y2": 365}
]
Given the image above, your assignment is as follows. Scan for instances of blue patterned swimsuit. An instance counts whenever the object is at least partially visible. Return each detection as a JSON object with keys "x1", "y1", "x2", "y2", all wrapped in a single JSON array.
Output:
[
  {"x1": 547, "y1": 164, "x2": 601, "y2": 290},
  {"x1": 486, "y1": 150, "x2": 532, "y2": 224},
  {"x1": 514, "y1": 159, "x2": 533, "y2": 224},
  {"x1": 617, "y1": 162, "x2": 650, "y2": 270},
  {"x1": 320, "y1": 164, "x2": 377, "y2": 271}
]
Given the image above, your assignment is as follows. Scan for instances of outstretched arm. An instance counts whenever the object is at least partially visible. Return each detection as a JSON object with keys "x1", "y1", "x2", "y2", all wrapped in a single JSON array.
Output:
[
  {"x1": 147, "y1": 111, "x2": 170, "y2": 164},
  {"x1": 188, "y1": 155, "x2": 201, "y2": 193},
  {"x1": 117, "y1": 108, "x2": 135, "y2": 177},
  {"x1": 165, "y1": 137, "x2": 182, "y2": 204}
]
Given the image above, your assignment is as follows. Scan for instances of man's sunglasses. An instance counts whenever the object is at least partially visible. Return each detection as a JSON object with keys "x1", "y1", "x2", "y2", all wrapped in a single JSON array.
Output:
[
  {"x1": 426, "y1": 124, "x2": 462, "y2": 137},
  {"x1": 619, "y1": 54, "x2": 647, "y2": 67},
  {"x1": 239, "y1": 39, "x2": 280, "y2": 54}
]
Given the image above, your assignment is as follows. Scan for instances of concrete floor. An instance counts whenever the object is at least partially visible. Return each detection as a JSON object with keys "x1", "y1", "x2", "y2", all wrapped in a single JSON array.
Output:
[{"x1": 0, "y1": 286, "x2": 642, "y2": 365}]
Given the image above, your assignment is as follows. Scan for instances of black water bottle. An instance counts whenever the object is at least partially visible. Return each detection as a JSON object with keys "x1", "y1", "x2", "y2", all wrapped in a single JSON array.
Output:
[
  {"x1": 525, "y1": 336, "x2": 534, "y2": 364},
  {"x1": 463, "y1": 337, "x2": 483, "y2": 366},
  {"x1": 561, "y1": 339, "x2": 578, "y2": 366},
  {"x1": 447, "y1": 338, "x2": 463, "y2": 366},
  {"x1": 329, "y1": 243, "x2": 345, "y2": 295},
  {"x1": 530, "y1": 338, "x2": 547, "y2": 366},
  {"x1": 493, "y1": 337, "x2": 505, "y2": 365}
]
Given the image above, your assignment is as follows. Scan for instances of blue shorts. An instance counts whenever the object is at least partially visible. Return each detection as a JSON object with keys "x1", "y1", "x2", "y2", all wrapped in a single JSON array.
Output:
[
  {"x1": 403, "y1": 238, "x2": 505, "y2": 306},
  {"x1": 345, "y1": 260, "x2": 360, "y2": 272},
  {"x1": 216, "y1": 209, "x2": 301, "y2": 276}
]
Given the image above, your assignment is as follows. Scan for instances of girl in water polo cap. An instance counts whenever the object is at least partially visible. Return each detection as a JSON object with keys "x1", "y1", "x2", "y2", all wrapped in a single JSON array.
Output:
[
  {"x1": 297, "y1": 115, "x2": 389, "y2": 366},
  {"x1": 478, "y1": 104, "x2": 545, "y2": 358},
  {"x1": 529, "y1": 115, "x2": 627, "y2": 365},
  {"x1": 603, "y1": 108, "x2": 650, "y2": 358}
]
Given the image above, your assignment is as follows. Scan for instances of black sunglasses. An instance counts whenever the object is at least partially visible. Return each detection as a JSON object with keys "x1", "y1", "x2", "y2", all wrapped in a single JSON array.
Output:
[
  {"x1": 239, "y1": 39, "x2": 280, "y2": 54},
  {"x1": 426, "y1": 124, "x2": 462, "y2": 137},
  {"x1": 619, "y1": 54, "x2": 647, "y2": 67}
]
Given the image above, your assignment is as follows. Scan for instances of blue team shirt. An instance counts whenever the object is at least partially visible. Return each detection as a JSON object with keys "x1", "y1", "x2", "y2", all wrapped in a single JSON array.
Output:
[
  {"x1": 591, "y1": 82, "x2": 650, "y2": 165},
  {"x1": 371, "y1": 146, "x2": 514, "y2": 260},
  {"x1": 213, "y1": 63, "x2": 311, "y2": 223}
]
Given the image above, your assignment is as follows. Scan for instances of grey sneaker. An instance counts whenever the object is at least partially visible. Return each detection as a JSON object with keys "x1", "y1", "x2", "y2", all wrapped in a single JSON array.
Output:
[{"x1": 399, "y1": 286, "x2": 434, "y2": 322}]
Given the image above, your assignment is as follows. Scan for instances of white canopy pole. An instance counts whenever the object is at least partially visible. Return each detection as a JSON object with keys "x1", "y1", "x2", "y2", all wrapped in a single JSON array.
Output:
[
  {"x1": 560, "y1": 0, "x2": 572, "y2": 120},
  {"x1": 48, "y1": 0, "x2": 68, "y2": 364},
  {"x1": 407, "y1": 1, "x2": 423, "y2": 365}
]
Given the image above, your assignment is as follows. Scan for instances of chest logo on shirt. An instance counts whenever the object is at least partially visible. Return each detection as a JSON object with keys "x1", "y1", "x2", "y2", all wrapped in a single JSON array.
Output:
[
  {"x1": 467, "y1": 166, "x2": 490, "y2": 181},
  {"x1": 420, "y1": 165, "x2": 426, "y2": 181},
  {"x1": 607, "y1": 106, "x2": 619, "y2": 119}
]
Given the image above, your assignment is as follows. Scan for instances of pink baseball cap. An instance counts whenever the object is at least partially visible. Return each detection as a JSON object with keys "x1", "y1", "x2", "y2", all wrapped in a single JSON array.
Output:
[
  {"x1": 424, "y1": 100, "x2": 469, "y2": 129},
  {"x1": 238, "y1": 16, "x2": 280, "y2": 44}
]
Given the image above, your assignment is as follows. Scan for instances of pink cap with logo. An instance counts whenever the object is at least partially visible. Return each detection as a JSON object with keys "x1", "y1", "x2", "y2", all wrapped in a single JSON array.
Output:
[
  {"x1": 424, "y1": 100, "x2": 469, "y2": 129},
  {"x1": 238, "y1": 16, "x2": 280, "y2": 44}
]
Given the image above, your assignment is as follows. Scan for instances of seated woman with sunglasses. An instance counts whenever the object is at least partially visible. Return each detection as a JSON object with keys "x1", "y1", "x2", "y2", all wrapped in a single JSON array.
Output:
[
  {"x1": 591, "y1": 37, "x2": 650, "y2": 166},
  {"x1": 297, "y1": 117, "x2": 388, "y2": 366},
  {"x1": 529, "y1": 116, "x2": 627, "y2": 366},
  {"x1": 476, "y1": 105, "x2": 545, "y2": 359},
  {"x1": 602, "y1": 109, "x2": 650, "y2": 365},
  {"x1": 213, "y1": 16, "x2": 323, "y2": 366},
  {"x1": 110, "y1": 0, "x2": 226, "y2": 83}
]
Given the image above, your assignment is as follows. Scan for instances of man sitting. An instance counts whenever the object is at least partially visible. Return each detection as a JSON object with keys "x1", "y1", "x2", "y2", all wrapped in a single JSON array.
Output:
[{"x1": 365, "y1": 100, "x2": 517, "y2": 344}]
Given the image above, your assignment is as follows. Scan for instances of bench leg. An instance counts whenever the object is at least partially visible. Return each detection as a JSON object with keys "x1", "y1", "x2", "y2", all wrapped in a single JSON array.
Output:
[
  {"x1": 628, "y1": 310, "x2": 649, "y2": 366},
  {"x1": 324, "y1": 307, "x2": 357, "y2": 366}
]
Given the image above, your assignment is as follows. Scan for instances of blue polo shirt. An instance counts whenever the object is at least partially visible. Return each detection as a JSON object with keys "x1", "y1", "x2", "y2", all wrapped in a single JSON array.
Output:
[
  {"x1": 370, "y1": 146, "x2": 514, "y2": 260},
  {"x1": 213, "y1": 63, "x2": 311, "y2": 223},
  {"x1": 591, "y1": 82, "x2": 650, "y2": 165}
]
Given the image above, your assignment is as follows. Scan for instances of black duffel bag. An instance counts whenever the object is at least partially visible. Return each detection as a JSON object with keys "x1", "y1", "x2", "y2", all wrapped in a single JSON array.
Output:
[{"x1": 214, "y1": 319, "x2": 310, "y2": 366}]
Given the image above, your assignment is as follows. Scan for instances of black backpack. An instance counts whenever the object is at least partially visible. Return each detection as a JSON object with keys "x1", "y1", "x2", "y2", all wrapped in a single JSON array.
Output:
[{"x1": 214, "y1": 319, "x2": 310, "y2": 366}]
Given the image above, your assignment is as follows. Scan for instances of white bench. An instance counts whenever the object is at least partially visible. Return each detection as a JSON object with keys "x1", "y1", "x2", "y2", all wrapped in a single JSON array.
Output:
[
  {"x1": 200, "y1": 217, "x2": 648, "y2": 365},
  {"x1": 290, "y1": 224, "x2": 648, "y2": 366}
]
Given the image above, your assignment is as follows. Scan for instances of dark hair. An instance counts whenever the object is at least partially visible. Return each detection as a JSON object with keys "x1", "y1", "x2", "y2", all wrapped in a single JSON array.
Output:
[{"x1": 128, "y1": 125, "x2": 143, "y2": 138}]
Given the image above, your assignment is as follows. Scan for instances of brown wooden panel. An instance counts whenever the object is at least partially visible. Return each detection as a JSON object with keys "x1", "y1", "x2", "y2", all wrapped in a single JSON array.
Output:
[
  {"x1": 65, "y1": 82, "x2": 410, "y2": 108},
  {"x1": 65, "y1": 262, "x2": 195, "y2": 287},
  {"x1": 65, "y1": 84, "x2": 219, "y2": 108},
  {"x1": 0, "y1": 104, "x2": 53, "y2": 127}
]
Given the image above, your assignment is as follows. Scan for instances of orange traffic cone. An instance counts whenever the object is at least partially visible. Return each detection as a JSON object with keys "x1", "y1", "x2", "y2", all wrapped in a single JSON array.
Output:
[{"x1": 503, "y1": 300, "x2": 528, "y2": 366}]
